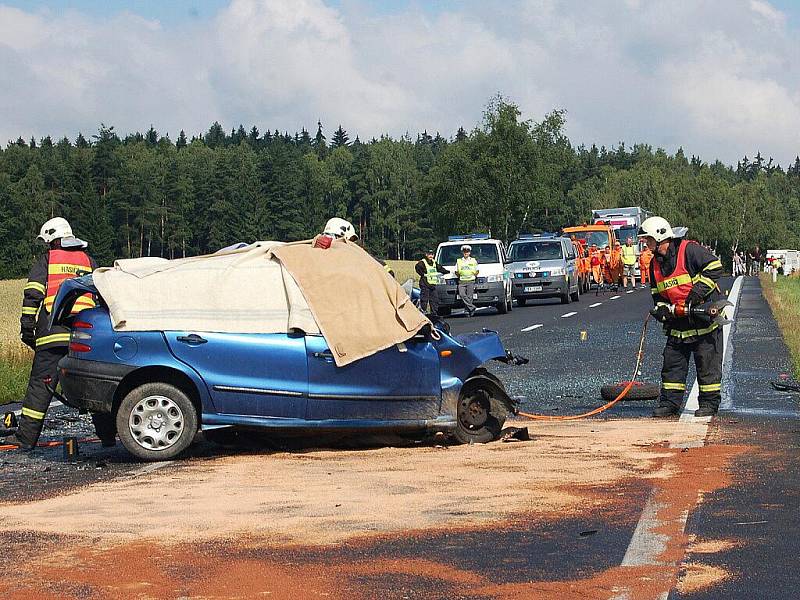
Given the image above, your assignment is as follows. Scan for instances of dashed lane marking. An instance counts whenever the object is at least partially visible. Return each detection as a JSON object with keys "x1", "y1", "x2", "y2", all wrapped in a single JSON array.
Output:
[
  {"x1": 520, "y1": 324, "x2": 543, "y2": 332},
  {"x1": 610, "y1": 295, "x2": 621, "y2": 300},
  {"x1": 560, "y1": 311, "x2": 577, "y2": 318},
  {"x1": 589, "y1": 302, "x2": 602, "y2": 308},
  {"x1": 626, "y1": 289, "x2": 635, "y2": 294}
]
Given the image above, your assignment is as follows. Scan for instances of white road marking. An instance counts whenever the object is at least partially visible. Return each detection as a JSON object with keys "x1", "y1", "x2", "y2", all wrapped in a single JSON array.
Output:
[
  {"x1": 520, "y1": 324, "x2": 543, "y2": 332},
  {"x1": 617, "y1": 276, "x2": 743, "y2": 595},
  {"x1": 626, "y1": 289, "x2": 635, "y2": 294},
  {"x1": 610, "y1": 295, "x2": 621, "y2": 300},
  {"x1": 475, "y1": 307, "x2": 489, "y2": 312},
  {"x1": 130, "y1": 461, "x2": 175, "y2": 478},
  {"x1": 589, "y1": 302, "x2": 602, "y2": 308},
  {"x1": 560, "y1": 311, "x2": 577, "y2": 318}
]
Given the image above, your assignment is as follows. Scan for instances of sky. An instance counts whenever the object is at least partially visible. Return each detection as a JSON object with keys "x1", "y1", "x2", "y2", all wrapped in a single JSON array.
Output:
[{"x1": 1, "y1": 0, "x2": 798, "y2": 166}]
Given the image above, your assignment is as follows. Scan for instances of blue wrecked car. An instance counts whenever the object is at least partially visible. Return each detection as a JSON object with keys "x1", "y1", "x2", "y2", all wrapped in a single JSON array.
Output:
[{"x1": 50, "y1": 276, "x2": 525, "y2": 461}]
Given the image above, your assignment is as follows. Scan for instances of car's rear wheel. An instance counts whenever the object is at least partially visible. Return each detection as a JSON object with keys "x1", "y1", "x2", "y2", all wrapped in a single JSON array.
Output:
[
  {"x1": 437, "y1": 307, "x2": 452, "y2": 317},
  {"x1": 453, "y1": 387, "x2": 504, "y2": 444},
  {"x1": 560, "y1": 289, "x2": 571, "y2": 304},
  {"x1": 571, "y1": 283, "x2": 580, "y2": 302},
  {"x1": 116, "y1": 382, "x2": 198, "y2": 461},
  {"x1": 516, "y1": 297, "x2": 526, "y2": 307}
]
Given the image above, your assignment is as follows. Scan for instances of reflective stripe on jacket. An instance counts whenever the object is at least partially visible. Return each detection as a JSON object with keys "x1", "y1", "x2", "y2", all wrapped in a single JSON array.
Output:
[
  {"x1": 653, "y1": 240, "x2": 718, "y2": 339},
  {"x1": 423, "y1": 259, "x2": 439, "y2": 285},
  {"x1": 44, "y1": 249, "x2": 94, "y2": 313},
  {"x1": 456, "y1": 257, "x2": 478, "y2": 282}
]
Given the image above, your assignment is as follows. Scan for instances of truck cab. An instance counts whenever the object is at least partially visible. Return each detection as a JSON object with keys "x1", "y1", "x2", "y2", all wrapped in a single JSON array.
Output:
[{"x1": 433, "y1": 235, "x2": 512, "y2": 316}]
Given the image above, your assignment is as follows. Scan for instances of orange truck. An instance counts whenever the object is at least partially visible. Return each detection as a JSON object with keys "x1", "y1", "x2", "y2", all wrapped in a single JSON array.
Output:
[{"x1": 562, "y1": 224, "x2": 618, "y2": 290}]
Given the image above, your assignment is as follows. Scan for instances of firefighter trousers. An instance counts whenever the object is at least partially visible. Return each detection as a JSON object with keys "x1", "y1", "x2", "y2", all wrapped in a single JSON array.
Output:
[
  {"x1": 659, "y1": 327, "x2": 723, "y2": 411},
  {"x1": 419, "y1": 282, "x2": 439, "y2": 315},
  {"x1": 16, "y1": 347, "x2": 116, "y2": 447}
]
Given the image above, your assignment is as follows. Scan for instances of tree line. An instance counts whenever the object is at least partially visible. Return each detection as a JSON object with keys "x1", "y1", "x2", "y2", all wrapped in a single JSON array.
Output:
[{"x1": 1, "y1": 95, "x2": 799, "y2": 279}]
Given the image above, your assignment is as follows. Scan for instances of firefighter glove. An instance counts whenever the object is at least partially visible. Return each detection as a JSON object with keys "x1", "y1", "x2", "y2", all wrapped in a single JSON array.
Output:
[
  {"x1": 650, "y1": 304, "x2": 673, "y2": 323},
  {"x1": 20, "y1": 329, "x2": 35, "y2": 350}
]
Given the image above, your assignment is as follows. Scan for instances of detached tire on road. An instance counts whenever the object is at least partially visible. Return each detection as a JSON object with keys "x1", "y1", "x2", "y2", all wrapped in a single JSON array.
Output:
[
  {"x1": 116, "y1": 382, "x2": 198, "y2": 461},
  {"x1": 600, "y1": 382, "x2": 660, "y2": 402}
]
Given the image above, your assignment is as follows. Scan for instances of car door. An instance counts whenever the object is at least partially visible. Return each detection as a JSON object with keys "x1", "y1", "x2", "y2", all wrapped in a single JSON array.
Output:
[
  {"x1": 165, "y1": 331, "x2": 308, "y2": 418},
  {"x1": 304, "y1": 334, "x2": 441, "y2": 421}
]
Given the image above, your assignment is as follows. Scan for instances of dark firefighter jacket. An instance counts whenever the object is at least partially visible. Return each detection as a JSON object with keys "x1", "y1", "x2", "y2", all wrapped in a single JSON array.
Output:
[
  {"x1": 21, "y1": 248, "x2": 97, "y2": 350},
  {"x1": 649, "y1": 238, "x2": 723, "y2": 343}
]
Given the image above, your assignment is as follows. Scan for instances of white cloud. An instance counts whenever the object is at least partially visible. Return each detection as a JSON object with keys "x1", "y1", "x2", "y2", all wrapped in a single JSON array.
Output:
[{"x1": 0, "y1": 0, "x2": 798, "y2": 165}]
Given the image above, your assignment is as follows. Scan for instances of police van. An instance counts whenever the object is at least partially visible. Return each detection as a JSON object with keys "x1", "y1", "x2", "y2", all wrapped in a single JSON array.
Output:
[
  {"x1": 507, "y1": 234, "x2": 580, "y2": 305},
  {"x1": 433, "y1": 234, "x2": 512, "y2": 316}
]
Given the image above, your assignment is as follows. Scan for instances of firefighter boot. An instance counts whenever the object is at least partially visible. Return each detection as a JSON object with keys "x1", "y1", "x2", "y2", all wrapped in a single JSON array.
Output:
[
  {"x1": 694, "y1": 404, "x2": 718, "y2": 417},
  {"x1": 652, "y1": 402, "x2": 680, "y2": 417}
]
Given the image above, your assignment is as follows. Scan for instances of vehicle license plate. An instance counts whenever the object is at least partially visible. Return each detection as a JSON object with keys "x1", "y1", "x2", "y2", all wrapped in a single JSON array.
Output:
[
  {"x1": 473, "y1": 294, "x2": 478, "y2": 299},
  {"x1": 524, "y1": 286, "x2": 542, "y2": 292}
]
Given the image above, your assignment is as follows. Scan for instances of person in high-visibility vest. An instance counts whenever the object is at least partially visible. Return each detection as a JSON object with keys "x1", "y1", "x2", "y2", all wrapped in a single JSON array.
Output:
[
  {"x1": 621, "y1": 237, "x2": 638, "y2": 289},
  {"x1": 2, "y1": 218, "x2": 116, "y2": 451},
  {"x1": 611, "y1": 242, "x2": 623, "y2": 287},
  {"x1": 456, "y1": 245, "x2": 479, "y2": 317},
  {"x1": 414, "y1": 250, "x2": 449, "y2": 315},
  {"x1": 639, "y1": 245, "x2": 653, "y2": 287},
  {"x1": 589, "y1": 244, "x2": 603, "y2": 285},
  {"x1": 640, "y1": 216, "x2": 724, "y2": 418}
]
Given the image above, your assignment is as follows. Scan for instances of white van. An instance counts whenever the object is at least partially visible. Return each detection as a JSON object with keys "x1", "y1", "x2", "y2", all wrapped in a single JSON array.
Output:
[{"x1": 433, "y1": 235, "x2": 512, "y2": 316}]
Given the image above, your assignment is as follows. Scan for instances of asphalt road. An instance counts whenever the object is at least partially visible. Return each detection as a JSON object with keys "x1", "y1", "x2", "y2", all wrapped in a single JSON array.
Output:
[
  {"x1": 3, "y1": 275, "x2": 799, "y2": 599},
  {"x1": 443, "y1": 280, "x2": 721, "y2": 418}
]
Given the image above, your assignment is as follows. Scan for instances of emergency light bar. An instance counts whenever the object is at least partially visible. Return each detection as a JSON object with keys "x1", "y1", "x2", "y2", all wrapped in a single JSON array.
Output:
[{"x1": 447, "y1": 233, "x2": 490, "y2": 241}]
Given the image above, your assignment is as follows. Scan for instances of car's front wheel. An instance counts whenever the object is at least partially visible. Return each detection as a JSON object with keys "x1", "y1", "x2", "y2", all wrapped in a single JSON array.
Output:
[
  {"x1": 453, "y1": 387, "x2": 505, "y2": 444},
  {"x1": 116, "y1": 382, "x2": 198, "y2": 461}
]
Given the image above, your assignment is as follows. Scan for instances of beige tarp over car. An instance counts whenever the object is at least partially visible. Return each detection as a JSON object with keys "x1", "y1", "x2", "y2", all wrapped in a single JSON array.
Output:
[{"x1": 92, "y1": 239, "x2": 429, "y2": 367}]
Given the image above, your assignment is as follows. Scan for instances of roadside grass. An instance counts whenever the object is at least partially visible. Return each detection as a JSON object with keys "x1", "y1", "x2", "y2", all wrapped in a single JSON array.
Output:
[
  {"x1": 0, "y1": 279, "x2": 32, "y2": 404},
  {"x1": 386, "y1": 260, "x2": 418, "y2": 287},
  {"x1": 760, "y1": 273, "x2": 800, "y2": 378}
]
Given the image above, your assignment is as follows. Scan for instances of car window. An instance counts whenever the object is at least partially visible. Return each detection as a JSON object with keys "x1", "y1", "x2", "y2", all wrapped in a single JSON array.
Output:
[
  {"x1": 565, "y1": 242, "x2": 576, "y2": 260},
  {"x1": 616, "y1": 226, "x2": 638, "y2": 246},
  {"x1": 570, "y1": 231, "x2": 610, "y2": 248},
  {"x1": 438, "y1": 243, "x2": 500, "y2": 265},
  {"x1": 508, "y1": 241, "x2": 564, "y2": 261}
]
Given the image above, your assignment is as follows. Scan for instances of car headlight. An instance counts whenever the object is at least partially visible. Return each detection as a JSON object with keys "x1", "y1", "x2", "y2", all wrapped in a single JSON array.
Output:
[
  {"x1": 549, "y1": 267, "x2": 565, "y2": 276},
  {"x1": 485, "y1": 274, "x2": 504, "y2": 283}
]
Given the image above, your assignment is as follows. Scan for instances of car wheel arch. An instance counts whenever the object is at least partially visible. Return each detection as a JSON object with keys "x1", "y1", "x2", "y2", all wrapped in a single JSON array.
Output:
[{"x1": 113, "y1": 366, "x2": 203, "y2": 424}]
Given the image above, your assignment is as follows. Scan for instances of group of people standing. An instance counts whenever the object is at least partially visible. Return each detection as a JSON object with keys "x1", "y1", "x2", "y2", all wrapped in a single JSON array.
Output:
[
  {"x1": 731, "y1": 246, "x2": 764, "y2": 277},
  {"x1": 580, "y1": 237, "x2": 653, "y2": 290}
]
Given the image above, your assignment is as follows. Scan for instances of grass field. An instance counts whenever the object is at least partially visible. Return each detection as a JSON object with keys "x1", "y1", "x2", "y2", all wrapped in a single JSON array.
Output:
[
  {"x1": 0, "y1": 279, "x2": 32, "y2": 404},
  {"x1": 761, "y1": 273, "x2": 800, "y2": 378},
  {"x1": 386, "y1": 260, "x2": 419, "y2": 287}
]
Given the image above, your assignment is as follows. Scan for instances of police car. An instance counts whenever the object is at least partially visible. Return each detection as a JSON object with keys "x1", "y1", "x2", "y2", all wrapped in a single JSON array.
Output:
[
  {"x1": 507, "y1": 234, "x2": 580, "y2": 305},
  {"x1": 432, "y1": 235, "x2": 512, "y2": 316}
]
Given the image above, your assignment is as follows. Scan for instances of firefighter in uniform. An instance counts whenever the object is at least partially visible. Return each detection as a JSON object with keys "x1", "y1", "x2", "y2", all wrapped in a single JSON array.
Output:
[
  {"x1": 2, "y1": 218, "x2": 115, "y2": 450},
  {"x1": 639, "y1": 216, "x2": 724, "y2": 418},
  {"x1": 414, "y1": 250, "x2": 449, "y2": 315}
]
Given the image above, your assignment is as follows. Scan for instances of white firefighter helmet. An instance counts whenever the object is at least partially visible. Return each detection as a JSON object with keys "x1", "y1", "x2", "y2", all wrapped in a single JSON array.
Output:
[
  {"x1": 37, "y1": 217, "x2": 87, "y2": 248},
  {"x1": 323, "y1": 217, "x2": 358, "y2": 241},
  {"x1": 638, "y1": 216, "x2": 674, "y2": 243}
]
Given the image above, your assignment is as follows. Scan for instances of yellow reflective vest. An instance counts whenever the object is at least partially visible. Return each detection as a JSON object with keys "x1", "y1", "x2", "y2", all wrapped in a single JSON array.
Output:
[
  {"x1": 456, "y1": 257, "x2": 478, "y2": 282},
  {"x1": 621, "y1": 245, "x2": 637, "y2": 266}
]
